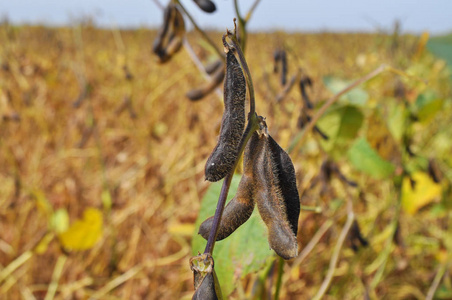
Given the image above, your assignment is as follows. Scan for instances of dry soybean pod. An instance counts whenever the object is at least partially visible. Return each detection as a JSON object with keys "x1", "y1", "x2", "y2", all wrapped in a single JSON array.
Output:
[
  {"x1": 186, "y1": 66, "x2": 225, "y2": 101},
  {"x1": 192, "y1": 270, "x2": 222, "y2": 300},
  {"x1": 204, "y1": 43, "x2": 246, "y2": 182},
  {"x1": 152, "y1": 3, "x2": 185, "y2": 63},
  {"x1": 266, "y1": 135, "x2": 300, "y2": 238},
  {"x1": 273, "y1": 50, "x2": 281, "y2": 73},
  {"x1": 193, "y1": 0, "x2": 216, "y2": 13},
  {"x1": 299, "y1": 75, "x2": 313, "y2": 109},
  {"x1": 205, "y1": 59, "x2": 223, "y2": 75},
  {"x1": 198, "y1": 132, "x2": 261, "y2": 240},
  {"x1": 280, "y1": 49, "x2": 288, "y2": 86},
  {"x1": 254, "y1": 131, "x2": 299, "y2": 260}
]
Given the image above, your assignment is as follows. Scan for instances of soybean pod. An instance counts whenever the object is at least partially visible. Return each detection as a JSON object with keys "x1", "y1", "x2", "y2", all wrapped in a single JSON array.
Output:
[
  {"x1": 204, "y1": 46, "x2": 246, "y2": 182},
  {"x1": 198, "y1": 132, "x2": 260, "y2": 240},
  {"x1": 253, "y1": 132, "x2": 300, "y2": 260}
]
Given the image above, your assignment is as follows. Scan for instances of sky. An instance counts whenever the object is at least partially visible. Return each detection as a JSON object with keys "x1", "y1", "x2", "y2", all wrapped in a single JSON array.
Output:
[{"x1": 2, "y1": 0, "x2": 452, "y2": 35}]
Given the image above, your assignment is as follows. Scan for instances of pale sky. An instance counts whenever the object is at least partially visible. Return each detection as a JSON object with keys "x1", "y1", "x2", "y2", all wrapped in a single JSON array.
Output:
[{"x1": 2, "y1": 0, "x2": 452, "y2": 34}]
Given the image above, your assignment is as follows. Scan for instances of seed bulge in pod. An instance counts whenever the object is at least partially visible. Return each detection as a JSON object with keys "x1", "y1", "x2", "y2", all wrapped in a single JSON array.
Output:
[
  {"x1": 254, "y1": 133, "x2": 299, "y2": 260},
  {"x1": 204, "y1": 49, "x2": 246, "y2": 182},
  {"x1": 198, "y1": 132, "x2": 262, "y2": 240}
]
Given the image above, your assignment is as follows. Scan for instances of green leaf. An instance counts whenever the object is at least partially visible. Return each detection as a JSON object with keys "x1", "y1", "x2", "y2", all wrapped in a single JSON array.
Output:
[
  {"x1": 192, "y1": 175, "x2": 273, "y2": 297},
  {"x1": 347, "y1": 138, "x2": 395, "y2": 179},
  {"x1": 387, "y1": 100, "x2": 408, "y2": 142},
  {"x1": 317, "y1": 105, "x2": 364, "y2": 154},
  {"x1": 415, "y1": 90, "x2": 443, "y2": 123},
  {"x1": 323, "y1": 76, "x2": 369, "y2": 106}
]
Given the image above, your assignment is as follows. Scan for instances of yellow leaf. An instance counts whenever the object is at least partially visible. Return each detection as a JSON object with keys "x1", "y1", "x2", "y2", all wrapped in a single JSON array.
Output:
[
  {"x1": 401, "y1": 172, "x2": 442, "y2": 214},
  {"x1": 168, "y1": 222, "x2": 195, "y2": 237},
  {"x1": 58, "y1": 208, "x2": 103, "y2": 251}
]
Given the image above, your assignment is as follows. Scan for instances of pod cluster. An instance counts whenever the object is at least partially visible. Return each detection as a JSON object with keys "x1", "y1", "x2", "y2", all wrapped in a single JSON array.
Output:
[
  {"x1": 273, "y1": 49, "x2": 288, "y2": 86},
  {"x1": 200, "y1": 125, "x2": 301, "y2": 260},
  {"x1": 152, "y1": 3, "x2": 185, "y2": 63},
  {"x1": 204, "y1": 47, "x2": 246, "y2": 182}
]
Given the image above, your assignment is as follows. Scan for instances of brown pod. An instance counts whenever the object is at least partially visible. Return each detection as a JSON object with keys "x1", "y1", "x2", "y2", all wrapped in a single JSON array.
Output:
[
  {"x1": 186, "y1": 66, "x2": 225, "y2": 101},
  {"x1": 193, "y1": 0, "x2": 216, "y2": 13},
  {"x1": 204, "y1": 49, "x2": 246, "y2": 182},
  {"x1": 205, "y1": 59, "x2": 223, "y2": 75},
  {"x1": 254, "y1": 133, "x2": 300, "y2": 260},
  {"x1": 273, "y1": 50, "x2": 281, "y2": 73},
  {"x1": 152, "y1": 3, "x2": 185, "y2": 63},
  {"x1": 191, "y1": 254, "x2": 222, "y2": 300},
  {"x1": 192, "y1": 271, "x2": 222, "y2": 300},
  {"x1": 198, "y1": 133, "x2": 261, "y2": 240},
  {"x1": 280, "y1": 50, "x2": 287, "y2": 86},
  {"x1": 299, "y1": 75, "x2": 313, "y2": 109}
]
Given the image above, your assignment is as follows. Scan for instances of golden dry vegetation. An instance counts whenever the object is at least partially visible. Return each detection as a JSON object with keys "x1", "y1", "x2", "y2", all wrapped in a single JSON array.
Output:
[{"x1": 0, "y1": 23, "x2": 451, "y2": 299}]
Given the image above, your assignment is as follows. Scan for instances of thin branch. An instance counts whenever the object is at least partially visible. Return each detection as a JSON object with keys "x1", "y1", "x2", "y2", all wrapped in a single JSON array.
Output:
[
  {"x1": 288, "y1": 64, "x2": 387, "y2": 154},
  {"x1": 292, "y1": 219, "x2": 334, "y2": 268},
  {"x1": 150, "y1": 0, "x2": 164, "y2": 10},
  {"x1": 182, "y1": 39, "x2": 223, "y2": 99},
  {"x1": 312, "y1": 209, "x2": 354, "y2": 300},
  {"x1": 90, "y1": 264, "x2": 144, "y2": 298},
  {"x1": 245, "y1": 0, "x2": 262, "y2": 22},
  {"x1": 233, "y1": 0, "x2": 246, "y2": 50},
  {"x1": 426, "y1": 261, "x2": 449, "y2": 300},
  {"x1": 44, "y1": 255, "x2": 67, "y2": 300},
  {"x1": 175, "y1": 0, "x2": 224, "y2": 59}
]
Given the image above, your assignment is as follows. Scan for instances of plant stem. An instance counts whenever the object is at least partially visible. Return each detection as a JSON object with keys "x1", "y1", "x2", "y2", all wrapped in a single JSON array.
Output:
[
  {"x1": 175, "y1": 0, "x2": 224, "y2": 59},
  {"x1": 273, "y1": 257, "x2": 284, "y2": 300},
  {"x1": 245, "y1": 0, "x2": 262, "y2": 22},
  {"x1": 233, "y1": 0, "x2": 247, "y2": 50},
  {"x1": 312, "y1": 209, "x2": 354, "y2": 300},
  {"x1": 182, "y1": 39, "x2": 223, "y2": 100},
  {"x1": 204, "y1": 113, "x2": 260, "y2": 254},
  {"x1": 426, "y1": 261, "x2": 449, "y2": 300}
]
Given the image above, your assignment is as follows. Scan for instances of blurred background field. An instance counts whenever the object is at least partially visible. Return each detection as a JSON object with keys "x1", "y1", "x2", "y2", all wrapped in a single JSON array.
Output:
[{"x1": 0, "y1": 11, "x2": 452, "y2": 300}]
